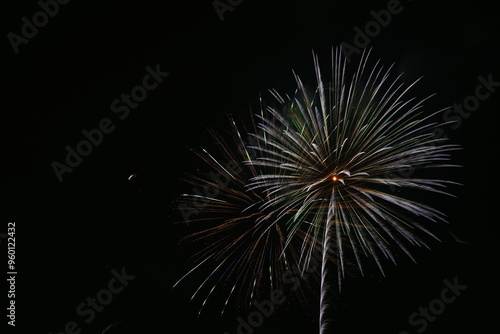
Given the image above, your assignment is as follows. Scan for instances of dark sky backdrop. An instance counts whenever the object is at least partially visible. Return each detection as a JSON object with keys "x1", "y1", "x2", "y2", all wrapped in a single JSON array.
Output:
[{"x1": 3, "y1": 0, "x2": 500, "y2": 333}]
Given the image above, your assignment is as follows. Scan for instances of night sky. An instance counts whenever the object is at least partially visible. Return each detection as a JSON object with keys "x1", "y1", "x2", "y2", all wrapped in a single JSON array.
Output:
[{"x1": 3, "y1": 0, "x2": 500, "y2": 333}]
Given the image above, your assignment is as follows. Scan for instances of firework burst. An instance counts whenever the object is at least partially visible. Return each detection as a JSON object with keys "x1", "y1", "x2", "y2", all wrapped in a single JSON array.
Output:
[
  {"x1": 247, "y1": 48, "x2": 460, "y2": 333},
  {"x1": 176, "y1": 47, "x2": 460, "y2": 333}
]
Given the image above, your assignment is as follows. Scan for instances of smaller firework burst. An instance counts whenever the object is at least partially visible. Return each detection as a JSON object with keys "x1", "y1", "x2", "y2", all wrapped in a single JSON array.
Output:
[{"x1": 175, "y1": 116, "x2": 322, "y2": 316}]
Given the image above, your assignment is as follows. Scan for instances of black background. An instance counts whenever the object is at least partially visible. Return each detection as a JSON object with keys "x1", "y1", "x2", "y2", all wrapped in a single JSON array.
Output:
[{"x1": 3, "y1": 0, "x2": 499, "y2": 333}]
